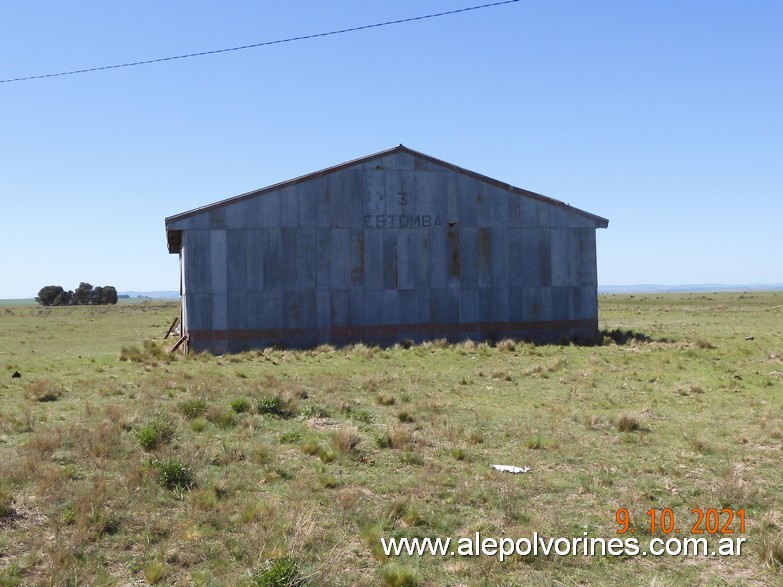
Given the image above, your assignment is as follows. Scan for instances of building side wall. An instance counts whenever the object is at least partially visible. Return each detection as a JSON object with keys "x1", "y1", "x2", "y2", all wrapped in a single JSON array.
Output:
[{"x1": 177, "y1": 156, "x2": 601, "y2": 352}]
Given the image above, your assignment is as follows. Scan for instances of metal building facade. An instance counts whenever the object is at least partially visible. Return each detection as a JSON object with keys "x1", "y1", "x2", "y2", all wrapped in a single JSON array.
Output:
[{"x1": 165, "y1": 146, "x2": 608, "y2": 353}]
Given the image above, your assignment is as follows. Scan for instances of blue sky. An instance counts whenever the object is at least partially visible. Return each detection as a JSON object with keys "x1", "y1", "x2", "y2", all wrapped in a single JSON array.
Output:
[{"x1": 1, "y1": 1, "x2": 781, "y2": 298}]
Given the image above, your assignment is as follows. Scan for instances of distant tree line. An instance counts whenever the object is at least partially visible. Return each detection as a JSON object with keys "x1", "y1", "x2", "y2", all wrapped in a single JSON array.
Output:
[{"x1": 36, "y1": 283, "x2": 118, "y2": 306}]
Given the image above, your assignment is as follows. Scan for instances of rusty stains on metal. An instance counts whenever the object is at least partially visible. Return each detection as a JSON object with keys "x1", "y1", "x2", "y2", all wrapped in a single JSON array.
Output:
[{"x1": 447, "y1": 229, "x2": 460, "y2": 279}]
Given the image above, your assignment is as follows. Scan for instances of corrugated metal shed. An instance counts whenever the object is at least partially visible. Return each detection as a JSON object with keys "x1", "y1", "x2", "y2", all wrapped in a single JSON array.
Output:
[{"x1": 166, "y1": 145, "x2": 608, "y2": 353}]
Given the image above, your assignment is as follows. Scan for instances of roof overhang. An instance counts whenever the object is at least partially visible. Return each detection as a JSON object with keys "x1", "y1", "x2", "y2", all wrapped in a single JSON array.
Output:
[{"x1": 167, "y1": 229, "x2": 182, "y2": 254}]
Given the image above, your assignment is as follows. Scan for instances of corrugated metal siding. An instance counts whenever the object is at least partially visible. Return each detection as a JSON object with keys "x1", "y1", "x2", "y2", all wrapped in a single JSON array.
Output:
[{"x1": 174, "y1": 150, "x2": 606, "y2": 351}]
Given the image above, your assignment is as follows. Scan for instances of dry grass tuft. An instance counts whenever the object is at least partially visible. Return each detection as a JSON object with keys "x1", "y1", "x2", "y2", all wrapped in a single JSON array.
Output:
[
  {"x1": 331, "y1": 426, "x2": 361, "y2": 455},
  {"x1": 377, "y1": 425, "x2": 414, "y2": 450},
  {"x1": 616, "y1": 414, "x2": 641, "y2": 432},
  {"x1": 119, "y1": 339, "x2": 175, "y2": 364},
  {"x1": 376, "y1": 393, "x2": 396, "y2": 406},
  {"x1": 0, "y1": 485, "x2": 14, "y2": 518},
  {"x1": 26, "y1": 380, "x2": 62, "y2": 402},
  {"x1": 759, "y1": 531, "x2": 783, "y2": 570},
  {"x1": 693, "y1": 338, "x2": 716, "y2": 349},
  {"x1": 715, "y1": 467, "x2": 759, "y2": 509}
]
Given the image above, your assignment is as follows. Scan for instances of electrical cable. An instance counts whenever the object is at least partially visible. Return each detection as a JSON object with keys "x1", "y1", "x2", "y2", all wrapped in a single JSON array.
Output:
[{"x1": 1, "y1": 0, "x2": 519, "y2": 84}]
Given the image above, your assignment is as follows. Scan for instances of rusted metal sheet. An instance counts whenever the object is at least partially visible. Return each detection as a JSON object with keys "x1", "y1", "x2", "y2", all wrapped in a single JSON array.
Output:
[{"x1": 166, "y1": 145, "x2": 608, "y2": 351}]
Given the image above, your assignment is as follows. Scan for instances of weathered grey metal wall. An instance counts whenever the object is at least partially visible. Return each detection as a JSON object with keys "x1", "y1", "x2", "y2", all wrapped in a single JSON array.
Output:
[{"x1": 166, "y1": 146, "x2": 608, "y2": 353}]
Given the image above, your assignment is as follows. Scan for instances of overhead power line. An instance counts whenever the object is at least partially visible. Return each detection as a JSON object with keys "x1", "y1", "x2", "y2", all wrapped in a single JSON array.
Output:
[{"x1": 1, "y1": 0, "x2": 519, "y2": 84}]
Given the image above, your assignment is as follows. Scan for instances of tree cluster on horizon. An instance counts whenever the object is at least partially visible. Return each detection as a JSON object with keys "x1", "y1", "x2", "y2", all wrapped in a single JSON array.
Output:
[{"x1": 36, "y1": 283, "x2": 118, "y2": 306}]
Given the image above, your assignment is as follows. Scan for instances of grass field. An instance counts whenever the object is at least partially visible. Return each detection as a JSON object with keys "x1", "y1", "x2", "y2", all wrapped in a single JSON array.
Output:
[{"x1": 1, "y1": 293, "x2": 782, "y2": 586}]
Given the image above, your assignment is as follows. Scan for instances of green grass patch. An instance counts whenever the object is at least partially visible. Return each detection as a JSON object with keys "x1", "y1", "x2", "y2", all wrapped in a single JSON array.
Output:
[{"x1": 1, "y1": 294, "x2": 782, "y2": 584}]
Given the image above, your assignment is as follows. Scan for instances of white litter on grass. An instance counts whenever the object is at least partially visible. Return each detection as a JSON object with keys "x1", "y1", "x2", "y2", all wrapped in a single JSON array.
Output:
[{"x1": 491, "y1": 464, "x2": 531, "y2": 474}]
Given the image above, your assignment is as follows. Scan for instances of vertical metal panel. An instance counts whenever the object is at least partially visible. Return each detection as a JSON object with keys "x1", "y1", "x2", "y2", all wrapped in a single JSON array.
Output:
[
  {"x1": 415, "y1": 171, "x2": 446, "y2": 221},
  {"x1": 549, "y1": 206, "x2": 568, "y2": 228},
  {"x1": 580, "y1": 285, "x2": 597, "y2": 320},
  {"x1": 316, "y1": 229, "x2": 331, "y2": 289},
  {"x1": 382, "y1": 289, "x2": 399, "y2": 325},
  {"x1": 349, "y1": 290, "x2": 364, "y2": 326},
  {"x1": 518, "y1": 196, "x2": 538, "y2": 228},
  {"x1": 227, "y1": 292, "x2": 248, "y2": 330},
  {"x1": 210, "y1": 231, "x2": 227, "y2": 331},
  {"x1": 399, "y1": 170, "x2": 416, "y2": 217},
  {"x1": 383, "y1": 231, "x2": 398, "y2": 290},
  {"x1": 225, "y1": 197, "x2": 261, "y2": 228},
  {"x1": 428, "y1": 228, "x2": 448, "y2": 289},
  {"x1": 281, "y1": 227, "x2": 299, "y2": 289},
  {"x1": 577, "y1": 229, "x2": 597, "y2": 286},
  {"x1": 447, "y1": 228, "x2": 460, "y2": 287},
  {"x1": 393, "y1": 151, "x2": 415, "y2": 170},
  {"x1": 212, "y1": 292, "x2": 228, "y2": 330},
  {"x1": 477, "y1": 228, "x2": 492, "y2": 287},
  {"x1": 264, "y1": 291, "x2": 283, "y2": 329},
  {"x1": 226, "y1": 230, "x2": 248, "y2": 291},
  {"x1": 331, "y1": 290, "x2": 349, "y2": 326},
  {"x1": 297, "y1": 228, "x2": 317, "y2": 289},
  {"x1": 226, "y1": 230, "x2": 264, "y2": 293},
  {"x1": 488, "y1": 186, "x2": 507, "y2": 228},
  {"x1": 180, "y1": 247, "x2": 188, "y2": 334},
  {"x1": 535, "y1": 200, "x2": 551, "y2": 227},
  {"x1": 330, "y1": 229, "x2": 350, "y2": 289},
  {"x1": 383, "y1": 170, "x2": 403, "y2": 217},
  {"x1": 366, "y1": 170, "x2": 386, "y2": 217},
  {"x1": 308, "y1": 176, "x2": 332, "y2": 229},
  {"x1": 363, "y1": 230, "x2": 383, "y2": 289},
  {"x1": 396, "y1": 231, "x2": 414, "y2": 290},
  {"x1": 260, "y1": 192, "x2": 281, "y2": 228},
  {"x1": 485, "y1": 288, "x2": 509, "y2": 322},
  {"x1": 456, "y1": 174, "x2": 477, "y2": 228},
  {"x1": 398, "y1": 289, "x2": 418, "y2": 324},
  {"x1": 459, "y1": 288, "x2": 479, "y2": 323},
  {"x1": 283, "y1": 290, "x2": 316, "y2": 329},
  {"x1": 507, "y1": 287, "x2": 526, "y2": 321},
  {"x1": 209, "y1": 208, "x2": 226, "y2": 227},
  {"x1": 187, "y1": 293, "x2": 212, "y2": 330},
  {"x1": 417, "y1": 288, "x2": 431, "y2": 323},
  {"x1": 551, "y1": 287, "x2": 570, "y2": 321},
  {"x1": 363, "y1": 290, "x2": 383, "y2": 325},
  {"x1": 535, "y1": 229, "x2": 553, "y2": 287},
  {"x1": 330, "y1": 170, "x2": 364, "y2": 228},
  {"x1": 507, "y1": 229, "x2": 524, "y2": 287},
  {"x1": 476, "y1": 182, "x2": 491, "y2": 228},
  {"x1": 349, "y1": 230, "x2": 365, "y2": 287},
  {"x1": 551, "y1": 228, "x2": 576, "y2": 287},
  {"x1": 490, "y1": 229, "x2": 508, "y2": 287},
  {"x1": 262, "y1": 229, "x2": 283, "y2": 291},
  {"x1": 411, "y1": 231, "x2": 430, "y2": 289},
  {"x1": 317, "y1": 290, "x2": 331, "y2": 329},
  {"x1": 526, "y1": 287, "x2": 553, "y2": 321},
  {"x1": 279, "y1": 186, "x2": 298, "y2": 228},
  {"x1": 507, "y1": 195, "x2": 522, "y2": 227},
  {"x1": 185, "y1": 230, "x2": 212, "y2": 294},
  {"x1": 430, "y1": 289, "x2": 454, "y2": 324},
  {"x1": 446, "y1": 172, "x2": 459, "y2": 225},
  {"x1": 459, "y1": 227, "x2": 478, "y2": 289}
]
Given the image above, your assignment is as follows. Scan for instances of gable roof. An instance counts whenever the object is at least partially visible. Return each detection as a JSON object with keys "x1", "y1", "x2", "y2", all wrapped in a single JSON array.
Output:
[{"x1": 166, "y1": 145, "x2": 608, "y2": 251}]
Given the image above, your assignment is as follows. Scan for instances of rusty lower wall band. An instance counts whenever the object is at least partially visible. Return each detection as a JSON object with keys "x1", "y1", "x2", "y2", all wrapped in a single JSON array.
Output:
[{"x1": 188, "y1": 319, "x2": 598, "y2": 343}]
